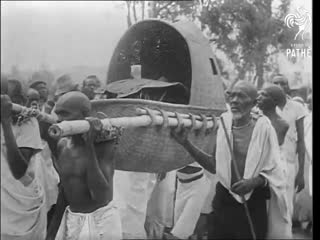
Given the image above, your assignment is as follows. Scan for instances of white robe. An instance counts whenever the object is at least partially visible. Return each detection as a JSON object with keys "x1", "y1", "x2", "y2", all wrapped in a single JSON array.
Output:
[
  {"x1": 215, "y1": 112, "x2": 291, "y2": 239},
  {"x1": 34, "y1": 140, "x2": 60, "y2": 212},
  {"x1": 293, "y1": 112, "x2": 312, "y2": 223},
  {"x1": 113, "y1": 171, "x2": 156, "y2": 239},
  {"x1": 145, "y1": 170, "x2": 176, "y2": 239},
  {"x1": 171, "y1": 164, "x2": 211, "y2": 239},
  {"x1": 1, "y1": 119, "x2": 46, "y2": 239},
  {"x1": 55, "y1": 201, "x2": 122, "y2": 240},
  {"x1": 276, "y1": 98, "x2": 308, "y2": 220}
]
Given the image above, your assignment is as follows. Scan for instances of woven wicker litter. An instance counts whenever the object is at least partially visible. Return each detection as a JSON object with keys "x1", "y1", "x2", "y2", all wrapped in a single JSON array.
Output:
[{"x1": 95, "y1": 20, "x2": 227, "y2": 173}]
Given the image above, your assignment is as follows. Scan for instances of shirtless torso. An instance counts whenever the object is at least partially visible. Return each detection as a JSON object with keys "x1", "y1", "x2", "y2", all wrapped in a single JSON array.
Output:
[
  {"x1": 44, "y1": 91, "x2": 122, "y2": 240},
  {"x1": 55, "y1": 136, "x2": 116, "y2": 213}
]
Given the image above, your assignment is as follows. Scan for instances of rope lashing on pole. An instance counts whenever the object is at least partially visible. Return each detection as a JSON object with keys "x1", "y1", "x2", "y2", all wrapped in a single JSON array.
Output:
[
  {"x1": 12, "y1": 103, "x2": 57, "y2": 124},
  {"x1": 48, "y1": 107, "x2": 218, "y2": 139}
]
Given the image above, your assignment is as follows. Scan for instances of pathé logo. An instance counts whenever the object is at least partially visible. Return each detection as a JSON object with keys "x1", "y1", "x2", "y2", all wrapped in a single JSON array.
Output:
[{"x1": 285, "y1": 6, "x2": 311, "y2": 41}]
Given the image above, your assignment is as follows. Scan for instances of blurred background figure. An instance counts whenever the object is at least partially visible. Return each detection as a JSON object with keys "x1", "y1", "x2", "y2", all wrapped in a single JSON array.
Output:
[
  {"x1": 271, "y1": 74, "x2": 307, "y2": 234},
  {"x1": 29, "y1": 80, "x2": 49, "y2": 111},
  {"x1": 292, "y1": 96, "x2": 306, "y2": 108},
  {"x1": 81, "y1": 75, "x2": 101, "y2": 100},
  {"x1": 26, "y1": 88, "x2": 41, "y2": 109},
  {"x1": 7, "y1": 79, "x2": 26, "y2": 106},
  {"x1": 292, "y1": 93, "x2": 312, "y2": 235},
  {"x1": 54, "y1": 74, "x2": 79, "y2": 101},
  {"x1": 50, "y1": 74, "x2": 79, "y2": 119}
]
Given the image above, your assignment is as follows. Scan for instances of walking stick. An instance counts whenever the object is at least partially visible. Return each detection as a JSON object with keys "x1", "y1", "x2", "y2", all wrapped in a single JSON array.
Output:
[{"x1": 220, "y1": 117, "x2": 257, "y2": 240}]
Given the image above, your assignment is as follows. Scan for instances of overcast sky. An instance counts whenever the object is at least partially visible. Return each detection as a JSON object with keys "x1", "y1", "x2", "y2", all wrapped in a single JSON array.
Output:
[
  {"x1": 1, "y1": 1, "x2": 128, "y2": 72},
  {"x1": 1, "y1": 0, "x2": 311, "y2": 73}
]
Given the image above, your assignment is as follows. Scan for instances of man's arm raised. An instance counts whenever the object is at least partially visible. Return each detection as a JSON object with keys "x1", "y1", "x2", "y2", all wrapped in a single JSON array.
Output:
[
  {"x1": 171, "y1": 129, "x2": 216, "y2": 174},
  {"x1": 1, "y1": 95, "x2": 29, "y2": 179},
  {"x1": 83, "y1": 118, "x2": 110, "y2": 202},
  {"x1": 39, "y1": 121, "x2": 59, "y2": 159}
]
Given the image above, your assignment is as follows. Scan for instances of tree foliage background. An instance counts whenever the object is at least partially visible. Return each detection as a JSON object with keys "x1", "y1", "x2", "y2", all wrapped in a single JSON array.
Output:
[{"x1": 123, "y1": 0, "x2": 302, "y2": 88}]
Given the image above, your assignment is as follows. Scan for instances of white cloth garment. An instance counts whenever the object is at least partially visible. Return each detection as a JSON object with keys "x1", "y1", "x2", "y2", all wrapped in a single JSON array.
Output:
[
  {"x1": 1, "y1": 119, "x2": 46, "y2": 240},
  {"x1": 171, "y1": 170, "x2": 210, "y2": 239},
  {"x1": 215, "y1": 112, "x2": 291, "y2": 239},
  {"x1": 145, "y1": 170, "x2": 177, "y2": 239},
  {"x1": 293, "y1": 111, "x2": 312, "y2": 223},
  {"x1": 304, "y1": 112, "x2": 312, "y2": 196},
  {"x1": 114, "y1": 171, "x2": 156, "y2": 239},
  {"x1": 201, "y1": 170, "x2": 217, "y2": 214},
  {"x1": 34, "y1": 140, "x2": 60, "y2": 212},
  {"x1": 55, "y1": 201, "x2": 122, "y2": 240},
  {"x1": 276, "y1": 98, "x2": 307, "y2": 220}
]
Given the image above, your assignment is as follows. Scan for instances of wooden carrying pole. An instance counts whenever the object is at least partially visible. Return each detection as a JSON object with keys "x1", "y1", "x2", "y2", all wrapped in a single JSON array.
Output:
[
  {"x1": 220, "y1": 117, "x2": 257, "y2": 240},
  {"x1": 12, "y1": 103, "x2": 57, "y2": 124},
  {"x1": 48, "y1": 108, "x2": 216, "y2": 139}
]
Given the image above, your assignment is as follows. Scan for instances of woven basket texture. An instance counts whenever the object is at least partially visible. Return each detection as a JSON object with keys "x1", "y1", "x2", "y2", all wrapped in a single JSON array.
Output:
[
  {"x1": 101, "y1": 20, "x2": 227, "y2": 172},
  {"x1": 91, "y1": 99, "x2": 224, "y2": 173}
]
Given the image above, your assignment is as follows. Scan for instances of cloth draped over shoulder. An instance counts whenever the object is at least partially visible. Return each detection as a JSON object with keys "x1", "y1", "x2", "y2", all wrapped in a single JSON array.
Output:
[
  {"x1": 1, "y1": 118, "x2": 46, "y2": 240},
  {"x1": 215, "y1": 112, "x2": 290, "y2": 237},
  {"x1": 34, "y1": 140, "x2": 60, "y2": 212}
]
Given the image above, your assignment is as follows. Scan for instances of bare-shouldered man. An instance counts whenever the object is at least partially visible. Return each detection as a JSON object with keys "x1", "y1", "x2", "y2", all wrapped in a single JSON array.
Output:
[
  {"x1": 44, "y1": 91, "x2": 122, "y2": 240},
  {"x1": 257, "y1": 84, "x2": 289, "y2": 146}
]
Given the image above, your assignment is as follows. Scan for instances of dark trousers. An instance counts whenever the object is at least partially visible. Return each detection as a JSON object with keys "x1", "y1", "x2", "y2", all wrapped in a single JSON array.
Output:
[
  {"x1": 208, "y1": 182, "x2": 269, "y2": 240},
  {"x1": 47, "y1": 204, "x2": 56, "y2": 229}
]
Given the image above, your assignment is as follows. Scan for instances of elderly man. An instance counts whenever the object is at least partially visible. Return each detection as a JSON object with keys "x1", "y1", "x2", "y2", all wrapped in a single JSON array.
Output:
[
  {"x1": 81, "y1": 75, "x2": 101, "y2": 100},
  {"x1": 43, "y1": 91, "x2": 122, "y2": 240},
  {"x1": 271, "y1": 75, "x2": 307, "y2": 227},
  {"x1": 1, "y1": 76, "x2": 47, "y2": 239},
  {"x1": 171, "y1": 81, "x2": 289, "y2": 239}
]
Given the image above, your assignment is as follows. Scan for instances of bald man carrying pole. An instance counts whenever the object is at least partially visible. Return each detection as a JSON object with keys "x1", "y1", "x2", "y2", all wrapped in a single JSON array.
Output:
[
  {"x1": 43, "y1": 91, "x2": 122, "y2": 240},
  {"x1": 171, "y1": 81, "x2": 290, "y2": 239}
]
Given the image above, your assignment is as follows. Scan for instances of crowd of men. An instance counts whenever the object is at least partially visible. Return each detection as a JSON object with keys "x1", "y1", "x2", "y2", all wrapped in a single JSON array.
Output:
[{"x1": 0, "y1": 72, "x2": 312, "y2": 240}]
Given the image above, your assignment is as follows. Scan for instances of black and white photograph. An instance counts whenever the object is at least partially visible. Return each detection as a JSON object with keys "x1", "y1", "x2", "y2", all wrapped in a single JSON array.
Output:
[{"x1": 0, "y1": 0, "x2": 312, "y2": 239}]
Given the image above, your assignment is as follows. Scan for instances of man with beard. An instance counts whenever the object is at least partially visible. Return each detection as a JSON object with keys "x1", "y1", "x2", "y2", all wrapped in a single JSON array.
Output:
[{"x1": 171, "y1": 81, "x2": 290, "y2": 239}]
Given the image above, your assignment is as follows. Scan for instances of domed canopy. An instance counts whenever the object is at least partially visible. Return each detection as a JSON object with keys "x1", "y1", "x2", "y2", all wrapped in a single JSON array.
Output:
[{"x1": 107, "y1": 19, "x2": 226, "y2": 111}]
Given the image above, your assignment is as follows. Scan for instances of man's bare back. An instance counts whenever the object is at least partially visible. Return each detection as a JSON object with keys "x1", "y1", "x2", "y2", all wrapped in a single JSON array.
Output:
[{"x1": 55, "y1": 136, "x2": 116, "y2": 213}]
